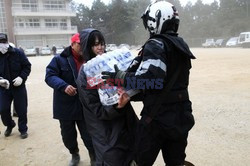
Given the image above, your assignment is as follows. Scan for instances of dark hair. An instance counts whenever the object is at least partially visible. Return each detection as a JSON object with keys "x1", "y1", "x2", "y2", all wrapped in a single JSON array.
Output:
[{"x1": 87, "y1": 31, "x2": 105, "y2": 59}]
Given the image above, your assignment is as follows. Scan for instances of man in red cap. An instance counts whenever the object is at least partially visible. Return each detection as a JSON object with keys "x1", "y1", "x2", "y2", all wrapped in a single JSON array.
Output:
[{"x1": 45, "y1": 33, "x2": 95, "y2": 166}]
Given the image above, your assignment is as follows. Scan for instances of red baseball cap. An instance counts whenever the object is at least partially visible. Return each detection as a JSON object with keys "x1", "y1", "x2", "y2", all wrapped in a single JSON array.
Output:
[{"x1": 71, "y1": 33, "x2": 80, "y2": 44}]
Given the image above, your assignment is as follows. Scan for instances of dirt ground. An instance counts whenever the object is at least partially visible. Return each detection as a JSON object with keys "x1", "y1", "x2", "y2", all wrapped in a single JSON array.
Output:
[{"x1": 0, "y1": 48, "x2": 250, "y2": 166}]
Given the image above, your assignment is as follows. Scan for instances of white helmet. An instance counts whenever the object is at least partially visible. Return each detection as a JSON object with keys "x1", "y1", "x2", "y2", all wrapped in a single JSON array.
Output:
[{"x1": 141, "y1": 1, "x2": 179, "y2": 35}]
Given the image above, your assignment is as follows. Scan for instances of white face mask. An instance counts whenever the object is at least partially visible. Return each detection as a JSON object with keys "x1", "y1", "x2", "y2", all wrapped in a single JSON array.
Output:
[{"x1": 0, "y1": 43, "x2": 9, "y2": 54}]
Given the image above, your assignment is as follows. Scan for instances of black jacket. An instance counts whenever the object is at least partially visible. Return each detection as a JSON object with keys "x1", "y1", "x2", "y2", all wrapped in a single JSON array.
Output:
[
  {"x1": 127, "y1": 32, "x2": 195, "y2": 138},
  {"x1": 45, "y1": 46, "x2": 83, "y2": 120},
  {"x1": 0, "y1": 46, "x2": 31, "y2": 89},
  {"x1": 77, "y1": 28, "x2": 138, "y2": 156}
]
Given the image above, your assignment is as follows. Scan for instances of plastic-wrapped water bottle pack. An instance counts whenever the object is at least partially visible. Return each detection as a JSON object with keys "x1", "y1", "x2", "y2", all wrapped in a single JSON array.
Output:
[
  {"x1": 83, "y1": 47, "x2": 140, "y2": 106},
  {"x1": 84, "y1": 47, "x2": 134, "y2": 87}
]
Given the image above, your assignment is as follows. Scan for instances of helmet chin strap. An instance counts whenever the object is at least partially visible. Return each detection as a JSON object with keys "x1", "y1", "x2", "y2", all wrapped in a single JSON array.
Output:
[{"x1": 155, "y1": 10, "x2": 161, "y2": 34}]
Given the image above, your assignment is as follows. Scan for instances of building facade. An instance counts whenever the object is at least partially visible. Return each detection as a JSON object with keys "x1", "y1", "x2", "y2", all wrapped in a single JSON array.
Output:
[
  {"x1": 0, "y1": 0, "x2": 8, "y2": 36},
  {"x1": 0, "y1": 0, "x2": 77, "y2": 48}
]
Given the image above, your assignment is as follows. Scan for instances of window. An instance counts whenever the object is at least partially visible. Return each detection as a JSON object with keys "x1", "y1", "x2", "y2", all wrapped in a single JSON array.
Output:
[
  {"x1": 45, "y1": 19, "x2": 59, "y2": 28},
  {"x1": 44, "y1": 0, "x2": 66, "y2": 11},
  {"x1": 21, "y1": 0, "x2": 38, "y2": 11},
  {"x1": 60, "y1": 19, "x2": 67, "y2": 27},
  {"x1": 45, "y1": 19, "x2": 67, "y2": 28},
  {"x1": 15, "y1": 18, "x2": 25, "y2": 28},
  {"x1": 15, "y1": 18, "x2": 40, "y2": 28},
  {"x1": 25, "y1": 18, "x2": 40, "y2": 28}
]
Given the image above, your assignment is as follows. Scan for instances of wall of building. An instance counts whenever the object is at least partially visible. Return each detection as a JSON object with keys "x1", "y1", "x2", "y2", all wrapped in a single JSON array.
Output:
[
  {"x1": 16, "y1": 34, "x2": 71, "y2": 49},
  {"x1": 0, "y1": 0, "x2": 77, "y2": 48},
  {"x1": 0, "y1": 0, "x2": 7, "y2": 33},
  {"x1": 4, "y1": 0, "x2": 14, "y2": 43}
]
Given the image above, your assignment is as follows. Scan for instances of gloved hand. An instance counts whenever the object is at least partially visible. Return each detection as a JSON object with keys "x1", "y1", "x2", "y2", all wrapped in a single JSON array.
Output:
[
  {"x1": 12, "y1": 76, "x2": 23, "y2": 87},
  {"x1": 0, "y1": 77, "x2": 10, "y2": 89},
  {"x1": 101, "y1": 65, "x2": 127, "y2": 80}
]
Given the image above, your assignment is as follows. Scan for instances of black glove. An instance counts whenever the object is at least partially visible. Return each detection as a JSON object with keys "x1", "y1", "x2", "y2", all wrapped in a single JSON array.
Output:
[{"x1": 101, "y1": 64, "x2": 127, "y2": 80}]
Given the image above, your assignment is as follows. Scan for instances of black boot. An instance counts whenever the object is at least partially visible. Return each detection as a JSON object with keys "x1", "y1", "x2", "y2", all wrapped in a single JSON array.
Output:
[
  {"x1": 88, "y1": 151, "x2": 96, "y2": 166},
  {"x1": 184, "y1": 161, "x2": 195, "y2": 166},
  {"x1": 20, "y1": 132, "x2": 28, "y2": 139},
  {"x1": 69, "y1": 153, "x2": 80, "y2": 166},
  {"x1": 4, "y1": 122, "x2": 16, "y2": 137},
  {"x1": 166, "y1": 161, "x2": 195, "y2": 166}
]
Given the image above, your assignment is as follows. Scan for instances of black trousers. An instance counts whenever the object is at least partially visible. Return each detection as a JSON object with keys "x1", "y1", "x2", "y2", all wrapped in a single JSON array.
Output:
[
  {"x1": 59, "y1": 120, "x2": 95, "y2": 155},
  {"x1": 135, "y1": 101, "x2": 194, "y2": 166},
  {"x1": 0, "y1": 87, "x2": 28, "y2": 133},
  {"x1": 135, "y1": 121, "x2": 188, "y2": 166}
]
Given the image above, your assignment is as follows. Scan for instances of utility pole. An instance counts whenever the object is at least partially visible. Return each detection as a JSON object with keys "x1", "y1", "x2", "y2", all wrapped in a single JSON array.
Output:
[{"x1": 247, "y1": 0, "x2": 249, "y2": 17}]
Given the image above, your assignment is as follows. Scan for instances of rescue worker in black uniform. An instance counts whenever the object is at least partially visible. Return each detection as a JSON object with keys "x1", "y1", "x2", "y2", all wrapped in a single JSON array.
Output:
[
  {"x1": 102, "y1": 1, "x2": 195, "y2": 166},
  {"x1": 0, "y1": 33, "x2": 31, "y2": 139}
]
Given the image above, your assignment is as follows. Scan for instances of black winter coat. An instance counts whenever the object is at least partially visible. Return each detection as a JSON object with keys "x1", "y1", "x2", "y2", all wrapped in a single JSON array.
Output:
[
  {"x1": 0, "y1": 46, "x2": 31, "y2": 89},
  {"x1": 77, "y1": 29, "x2": 138, "y2": 164},
  {"x1": 127, "y1": 32, "x2": 195, "y2": 139},
  {"x1": 77, "y1": 67, "x2": 137, "y2": 148}
]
